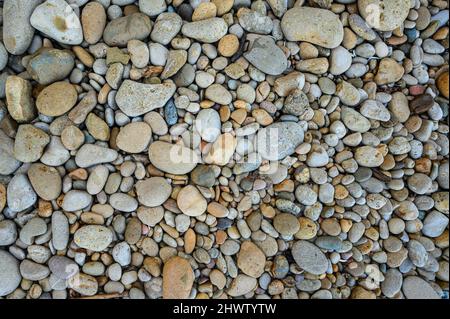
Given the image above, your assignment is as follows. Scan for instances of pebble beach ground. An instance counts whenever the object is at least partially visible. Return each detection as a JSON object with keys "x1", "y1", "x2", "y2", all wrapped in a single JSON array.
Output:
[{"x1": 0, "y1": 0, "x2": 448, "y2": 300}]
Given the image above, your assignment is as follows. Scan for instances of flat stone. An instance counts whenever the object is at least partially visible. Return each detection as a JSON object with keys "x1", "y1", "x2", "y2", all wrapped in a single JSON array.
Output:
[
  {"x1": 161, "y1": 50, "x2": 187, "y2": 79},
  {"x1": 40, "y1": 136, "x2": 71, "y2": 167},
  {"x1": 151, "y1": 12, "x2": 183, "y2": 45},
  {"x1": 292, "y1": 240, "x2": 328, "y2": 275},
  {"x1": 358, "y1": 0, "x2": 410, "y2": 31},
  {"x1": 181, "y1": 18, "x2": 228, "y2": 43},
  {"x1": 204, "y1": 133, "x2": 237, "y2": 166},
  {"x1": 2, "y1": 0, "x2": 40, "y2": 55},
  {"x1": 237, "y1": 8, "x2": 273, "y2": 34},
  {"x1": 0, "y1": 220, "x2": 17, "y2": 246},
  {"x1": 109, "y1": 193, "x2": 138, "y2": 212},
  {"x1": 75, "y1": 144, "x2": 118, "y2": 168},
  {"x1": 0, "y1": 251, "x2": 21, "y2": 296},
  {"x1": 5, "y1": 76, "x2": 36, "y2": 123},
  {"x1": 360, "y1": 99, "x2": 391, "y2": 121},
  {"x1": 256, "y1": 122, "x2": 304, "y2": 161},
  {"x1": 139, "y1": 0, "x2": 167, "y2": 17},
  {"x1": 148, "y1": 141, "x2": 199, "y2": 175},
  {"x1": 30, "y1": 0, "x2": 83, "y2": 45},
  {"x1": 74, "y1": 225, "x2": 113, "y2": 251},
  {"x1": 68, "y1": 273, "x2": 98, "y2": 296},
  {"x1": 177, "y1": 185, "x2": 207, "y2": 217},
  {"x1": 7, "y1": 174, "x2": 37, "y2": 213},
  {"x1": 195, "y1": 109, "x2": 221, "y2": 143},
  {"x1": 191, "y1": 165, "x2": 216, "y2": 187},
  {"x1": 0, "y1": 130, "x2": 21, "y2": 175},
  {"x1": 14, "y1": 124, "x2": 50, "y2": 163},
  {"x1": 237, "y1": 241, "x2": 266, "y2": 278},
  {"x1": 283, "y1": 89, "x2": 309, "y2": 116},
  {"x1": 103, "y1": 13, "x2": 152, "y2": 47},
  {"x1": 26, "y1": 48, "x2": 75, "y2": 85},
  {"x1": 227, "y1": 274, "x2": 257, "y2": 297},
  {"x1": 28, "y1": 163, "x2": 62, "y2": 201},
  {"x1": 20, "y1": 259, "x2": 50, "y2": 281},
  {"x1": 62, "y1": 190, "x2": 92, "y2": 212},
  {"x1": 136, "y1": 177, "x2": 172, "y2": 207},
  {"x1": 422, "y1": 211, "x2": 448, "y2": 238},
  {"x1": 162, "y1": 256, "x2": 194, "y2": 299},
  {"x1": 281, "y1": 7, "x2": 344, "y2": 49},
  {"x1": 402, "y1": 276, "x2": 440, "y2": 299},
  {"x1": 205, "y1": 84, "x2": 232, "y2": 105},
  {"x1": 81, "y1": 2, "x2": 107, "y2": 45},
  {"x1": 116, "y1": 80, "x2": 176, "y2": 117},
  {"x1": 355, "y1": 146, "x2": 384, "y2": 167},
  {"x1": 341, "y1": 107, "x2": 371, "y2": 132},
  {"x1": 52, "y1": 211, "x2": 69, "y2": 251},
  {"x1": 244, "y1": 36, "x2": 288, "y2": 76},
  {"x1": 36, "y1": 81, "x2": 78, "y2": 117},
  {"x1": 48, "y1": 255, "x2": 79, "y2": 280},
  {"x1": 116, "y1": 122, "x2": 152, "y2": 153},
  {"x1": 375, "y1": 58, "x2": 405, "y2": 85}
]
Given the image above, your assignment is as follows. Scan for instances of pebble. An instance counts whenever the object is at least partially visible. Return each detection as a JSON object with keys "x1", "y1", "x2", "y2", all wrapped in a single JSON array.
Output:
[
  {"x1": 2, "y1": 0, "x2": 40, "y2": 55},
  {"x1": 116, "y1": 80, "x2": 176, "y2": 117},
  {"x1": 5, "y1": 76, "x2": 36, "y2": 123},
  {"x1": 136, "y1": 177, "x2": 171, "y2": 207},
  {"x1": 256, "y1": 122, "x2": 304, "y2": 161},
  {"x1": 358, "y1": 0, "x2": 410, "y2": 31},
  {"x1": 74, "y1": 225, "x2": 113, "y2": 252},
  {"x1": 0, "y1": 0, "x2": 448, "y2": 301},
  {"x1": 244, "y1": 36, "x2": 287, "y2": 76},
  {"x1": 237, "y1": 241, "x2": 266, "y2": 278},
  {"x1": 103, "y1": 13, "x2": 152, "y2": 47},
  {"x1": 7, "y1": 174, "x2": 37, "y2": 212},
  {"x1": 75, "y1": 144, "x2": 118, "y2": 168},
  {"x1": 148, "y1": 141, "x2": 199, "y2": 175},
  {"x1": 28, "y1": 163, "x2": 62, "y2": 201},
  {"x1": 402, "y1": 276, "x2": 440, "y2": 299},
  {"x1": 281, "y1": 7, "x2": 344, "y2": 48},
  {"x1": 177, "y1": 185, "x2": 207, "y2": 217},
  {"x1": 116, "y1": 122, "x2": 152, "y2": 153},
  {"x1": 162, "y1": 256, "x2": 194, "y2": 299},
  {"x1": 292, "y1": 241, "x2": 328, "y2": 275},
  {"x1": 26, "y1": 48, "x2": 75, "y2": 85},
  {"x1": 30, "y1": 0, "x2": 83, "y2": 45},
  {"x1": 0, "y1": 251, "x2": 21, "y2": 296},
  {"x1": 181, "y1": 18, "x2": 228, "y2": 43},
  {"x1": 36, "y1": 82, "x2": 78, "y2": 117}
]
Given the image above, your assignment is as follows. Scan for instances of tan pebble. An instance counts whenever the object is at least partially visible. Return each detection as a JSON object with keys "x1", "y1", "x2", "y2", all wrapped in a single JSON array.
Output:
[
  {"x1": 0, "y1": 184, "x2": 6, "y2": 212},
  {"x1": 437, "y1": 71, "x2": 449, "y2": 99},
  {"x1": 209, "y1": 269, "x2": 227, "y2": 289},
  {"x1": 218, "y1": 34, "x2": 240, "y2": 57},
  {"x1": 192, "y1": 2, "x2": 217, "y2": 21},
  {"x1": 162, "y1": 256, "x2": 194, "y2": 299},
  {"x1": 351, "y1": 286, "x2": 376, "y2": 299},
  {"x1": 252, "y1": 108, "x2": 273, "y2": 126},
  {"x1": 230, "y1": 108, "x2": 247, "y2": 124},
  {"x1": 80, "y1": 212, "x2": 104, "y2": 225},
  {"x1": 86, "y1": 113, "x2": 110, "y2": 141},
  {"x1": 68, "y1": 168, "x2": 88, "y2": 180},
  {"x1": 38, "y1": 200, "x2": 53, "y2": 218},
  {"x1": 211, "y1": 0, "x2": 234, "y2": 16},
  {"x1": 342, "y1": 27, "x2": 358, "y2": 49},
  {"x1": 73, "y1": 46, "x2": 94, "y2": 67},
  {"x1": 433, "y1": 27, "x2": 449, "y2": 40},
  {"x1": 184, "y1": 228, "x2": 196, "y2": 254},
  {"x1": 36, "y1": 82, "x2": 78, "y2": 117},
  {"x1": 207, "y1": 202, "x2": 229, "y2": 218},
  {"x1": 295, "y1": 217, "x2": 318, "y2": 240},
  {"x1": 142, "y1": 257, "x2": 161, "y2": 277},
  {"x1": 340, "y1": 219, "x2": 353, "y2": 233},
  {"x1": 237, "y1": 241, "x2": 266, "y2": 278},
  {"x1": 177, "y1": 185, "x2": 207, "y2": 217},
  {"x1": 299, "y1": 42, "x2": 319, "y2": 59},
  {"x1": 215, "y1": 230, "x2": 227, "y2": 245},
  {"x1": 260, "y1": 203, "x2": 276, "y2": 219},
  {"x1": 81, "y1": 2, "x2": 107, "y2": 45}
]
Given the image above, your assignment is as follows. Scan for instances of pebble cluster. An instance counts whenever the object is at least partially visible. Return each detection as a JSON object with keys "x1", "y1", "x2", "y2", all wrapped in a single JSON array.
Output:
[{"x1": 0, "y1": 0, "x2": 448, "y2": 300}]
